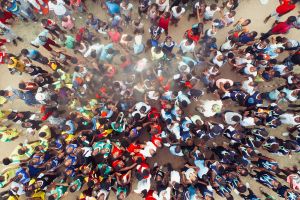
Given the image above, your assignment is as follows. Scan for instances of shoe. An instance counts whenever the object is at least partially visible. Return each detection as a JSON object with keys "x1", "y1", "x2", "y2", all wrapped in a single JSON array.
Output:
[
  {"x1": 245, "y1": 182, "x2": 250, "y2": 189},
  {"x1": 233, "y1": 189, "x2": 239, "y2": 195},
  {"x1": 282, "y1": 132, "x2": 290, "y2": 137}
]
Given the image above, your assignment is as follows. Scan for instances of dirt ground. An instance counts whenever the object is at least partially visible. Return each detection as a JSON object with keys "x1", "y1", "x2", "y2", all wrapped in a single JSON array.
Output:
[{"x1": 0, "y1": 0, "x2": 300, "y2": 199}]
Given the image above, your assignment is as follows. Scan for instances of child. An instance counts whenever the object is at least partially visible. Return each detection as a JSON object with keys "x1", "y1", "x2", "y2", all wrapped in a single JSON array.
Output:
[
  {"x1": 158, "y1": 12, "x2": 171, "y2": 36},
  {"x1": 61, "y1": 15, "x2": 75, "y2": 32},
  {"x1": 203, "y1": 3, "x2": 221, "y2": 23},
  {"x1": 171, "y1": 6, "x2": 185, "y2": 26}
]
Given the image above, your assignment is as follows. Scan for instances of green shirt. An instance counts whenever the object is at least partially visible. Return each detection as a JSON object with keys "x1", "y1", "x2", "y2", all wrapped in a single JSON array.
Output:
[
  {"x1": 70, "y1": 177, "x2": 83, "y2": 192},
  {"x1": 50, "y1": 186, "x2": 68, "y2": 200},
  {"x1": 64, "y1": 35, "x2": 75, "y2": 49}
]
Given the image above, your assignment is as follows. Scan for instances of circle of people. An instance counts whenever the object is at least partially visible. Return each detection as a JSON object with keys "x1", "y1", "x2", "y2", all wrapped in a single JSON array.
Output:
[{"x1": 0, "y1": 0, "x2": 300, "y2": 199}]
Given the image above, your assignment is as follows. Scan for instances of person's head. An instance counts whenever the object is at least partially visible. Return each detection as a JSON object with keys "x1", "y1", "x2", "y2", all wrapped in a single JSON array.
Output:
[
  {"x1": 154, "y1": 46, "x2": 162, "y2": 54},
  {"x1": 2, "y1": 157, "x2": 11, "y2": 165},
  {"x1": 250, "y1": 31, "x2": 258, "y2": 38},
  {"x1": 242, "y1": 19, "x2": 251, "y2": 26},
  {"x1": 181, "y1": 100, "x2": 188, "y2": 108},
  {"x1": 275, "y1": 47, "x2": 284, "y2": 54},
  {"x1": 41, "y1": 19, "x2": 48, "y2": 26},
  {"x1": 164, "y1": 12, "x2": 170, "y2": 18},
  {"x1": 210, "y1": 4, "x2": 218, "y2": 10},
  {"x1": 287, "y1": 16, "x2": 297, "y2": 24},
  {"x1": 228, "y1": 10, "x2": 236, "y2": 17},
  {"x1": 18, "y1": 82, "x2": 26, "y2": 90},
  {"x1": 175, "y1": 146, "x2": 181, "y2": 154},
  {"x1": 107, "y1": 48, "x2": 114, "y2": 55},
  {"x1": 0, "y1": 90, "x2": 8, "y2": 97},
  {"x1": 186, "y1": 38, "x2": 194, "y2": 45},
  {"x1": 223, "y1": 82, "x2": 231, "y2": 90},
  {"x1": 232, "y1": 115, "x2": 241, "y2": 122},
  {"x1": 87, "y1": 13, "x2": 94, "y2": 20},
  {"x1": 140, "y1": 106, "x2": 147, "y2": 113},
  {"x1": 237, "y1": 184, "x2": 247, "y2": 193},
  {"x1": 238, "y1": 167, "x2": 249, "y2": 176},
  {"x1": 21, "y1": 49, "x2": 29, "y2": 56},
  {"x1": 69, "y1": 184, "x2": 78, "y2": 193},
  {"x1": 176, "y1": 6, "x2": 182, "y2": 13}
]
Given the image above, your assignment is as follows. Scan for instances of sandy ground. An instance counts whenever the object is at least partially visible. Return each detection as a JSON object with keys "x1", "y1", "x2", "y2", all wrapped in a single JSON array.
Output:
[{"x1": 0, "y1": 0, "x2": 300, "y2": 199}]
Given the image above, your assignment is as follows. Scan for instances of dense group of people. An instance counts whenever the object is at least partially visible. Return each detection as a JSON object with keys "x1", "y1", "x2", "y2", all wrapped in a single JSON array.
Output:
[{"x1": 0, "y1": 0, "x2": 300, "y2": 199}]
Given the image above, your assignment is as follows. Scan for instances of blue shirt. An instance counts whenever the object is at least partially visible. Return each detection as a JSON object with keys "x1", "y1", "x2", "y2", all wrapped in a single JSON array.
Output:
[
  {"x1": 106, "y1": 1, "x2": 120, "y2": 15},
  {"x1": 99, "y1": 43, "x2": 114, "y2": 61}
]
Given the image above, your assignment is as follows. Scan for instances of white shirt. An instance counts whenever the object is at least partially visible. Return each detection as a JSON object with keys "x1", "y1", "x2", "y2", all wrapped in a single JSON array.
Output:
[
  {"x1": 279, "y1": 114, "x2": 300, "y2": 126},
  {"x1": 169, "y1": 146, "x2": 184, "y2": 156},
  {"x1": 179, "y1": 39, "x2": 195, "y2": 54},
  {"x1": 170, "y1": 170, "x2": 181, "y2": 183},
  {"x1": 242, "y1": 77, "x2": 255, "y2": 94},
  {"x1": 48, "y1": 0, "x2": 66, "y2": 16},
  {"x1": 212, "y1": 51, "x2": 224, "y2": 67},
  {"x1": 244, "y1": 63, "x2": 257, "y2": 76},
  {"x1": 224, "y1": 112, "x2": 242, "y2": 125},
  {"x1": 120, "y1": 3, "x2": 133, "y2": 16},
  {"x1": 204, "y1": 6, "x2": 220, "y2": 18},
  {"x1": 156, "y1": 0, "x2": 169, "y2": 12},
  {"x1": 84, "y1": 43, "x2": 104, "y2": 58},
  {"x1": 223, "y1": 12, "x2": 235, "y2": 25},
  {"x1": 171, "y1": 6, "x2": 185, "y2": 18},
  {"x1": 240, "y1": 117, "x2": 255, "y2": 127}
]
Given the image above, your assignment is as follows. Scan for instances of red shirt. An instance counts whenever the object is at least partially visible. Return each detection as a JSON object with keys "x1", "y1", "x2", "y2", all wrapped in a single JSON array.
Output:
[
  {"x1": 112, "y1": 145, "x2": 123, "y2": 157},
  {"x1": 186, "y1": 29, "x2": 200, "y2": 42},
  {"x1": 127, "y1": 143, "x2": 141, "y2": 153},
  {"x1": 108, "y1": 30, "x2": 121, "y2": 43},
  {"x1": 271, "y1": 21, "x2": 292, "y2": 34},
  {"x1": 136, "y1": 163, "x2": 150, "y2": 179},
  {"x1": 158, "y1": 16, "x2": 170, "y2": 30},
  {"x1": 151, "y1": 134, "x2": 162, "y2": 147},
  {"x1": 276, "y1": 0, "x2": 296, "y2": 15},
  {"x1": 145, "y1": 190, "x2": 157, "y2": 200},
  {"x1": 0, "y1": 52, "x2": 6, "y2": 64}
]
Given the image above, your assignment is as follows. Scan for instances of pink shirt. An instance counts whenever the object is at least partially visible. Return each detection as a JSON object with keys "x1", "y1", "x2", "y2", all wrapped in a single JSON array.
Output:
[
  {"x1": 61, "y1": 15, "x2": 74, "y2": 30},
  {"x1": 108, "y1": 30, "x2": 121, "y2": 43}
]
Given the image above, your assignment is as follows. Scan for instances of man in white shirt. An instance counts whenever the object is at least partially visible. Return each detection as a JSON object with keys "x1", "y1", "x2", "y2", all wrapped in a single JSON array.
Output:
[
  {"x1": 178, "y1": 39, "x2": 195, "y2": 55},
  {"x1": 171, "y1": 6, "x2": 185, "y2": 26},
  {"x1": 48, "y1": 0, "x2": 70, "y2": 20},
  {"x1": 84, "y1": 43, "x2": 104, "y2": 58}
]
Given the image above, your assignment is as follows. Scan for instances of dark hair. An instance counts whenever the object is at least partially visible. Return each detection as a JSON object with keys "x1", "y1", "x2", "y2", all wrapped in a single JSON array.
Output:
[
  {"x1": 48, "y1": 195, "x2": 55, "y2": 200},
  {"x1": 87, "y1": 180, "x2": 94, "y2": 188},
  {"x1": 237, "y1": 185, "x2": 247, "y2": 193},
  {"x1": 269, "y1": 59, "x2": 277, "y2": 64},
  {"x1": 18, "y1": 149, "x2": 26, "y2": 155},
  {"x1": 39, "y1": 132, "x2": 47, "y2": 138},
  {"x1": 287, "y1": 16, "x2": 296, "y2": 24},
  {"x1": 0, "y1": 90, "x2": 7, "y2": 96},
  {"x1": 227, "y1": 53, "x2": 234, "y2": 59},
  {"x1": 181, "y1": 100, "x2": 188, "y2": 108},
  {"x1": 210, "y1": 4, "x2": 217, "y2": 10},
  {"x1": 21, "y1": 49, "x2": 29, "y2": 55},
  {"x1": 164, "y1": 12, "x2": 170, "y2": 18},
  {"x1": 176, "y1": 6, "x2": 182, "y2": 13},
  {"x1": 41, "y1": 19, "x2": 48, "y2": 25},
  {"x1": 69, "y1": 186, "x2": 77, "y2": 193},
  {"x1": 19, "y1": 82, "x2": 26, "y2": 89},
  {"x1": 107, "y1": 48, "x2": 114, "y2": 54},
  {"x1": 2, "y1": 158, "x2": 11, "y2": 165},
  {"x1": 74, "y1": 66, "x2": 80, "y2": 72},
  {"x1": 224, "y1": 82, "x2": 231, "y2": 89},
  {"x1": 232, "y1": 115, "x2": 241, "y2": 122}
]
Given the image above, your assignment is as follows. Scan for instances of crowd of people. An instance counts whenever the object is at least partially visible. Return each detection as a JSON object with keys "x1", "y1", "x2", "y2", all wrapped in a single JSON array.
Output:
[{"x1": 0, "y1": 0, "x2": 300, "y2": 199}]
